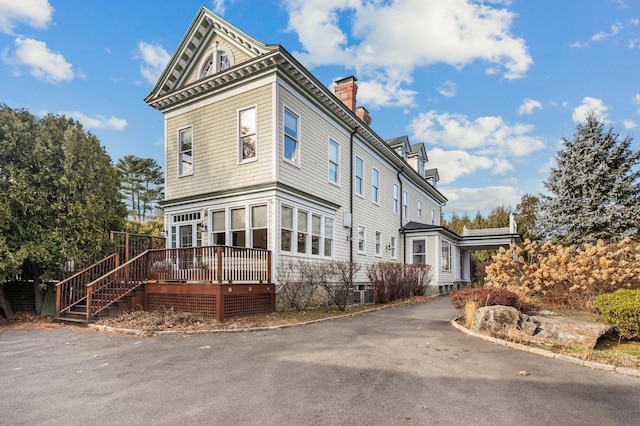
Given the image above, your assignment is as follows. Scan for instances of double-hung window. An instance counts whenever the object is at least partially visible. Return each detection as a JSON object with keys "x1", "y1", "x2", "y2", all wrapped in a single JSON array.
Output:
[
  {"x1": 403, "y1": 191, "x2": 408, "y2": 218},
  {"x1": 358, "y1": 225, "x2": 366, "y2": 254},
  {"x1": 231, "y1": 208, "x2": 246, "y2": 247},
  {"x1": 212, "y1": 210, "x2": 225, "y2": 245},
  {"x1": 413, "y1": 239, "x2": 426, "y2": 264},
  {"x1": 375, "y1": 231, "x2": 381, "y2": 256},
  {"x1": 281, "y1": 206, "x2": 294, "y2": 252},
  {"x1": 328, "y1": 139, "x2": 339, "y2": 184},
  {"x1": 297, "y1": 210, "x2": 308, "y2": 254},
  {"x1": 355, "y1": 157, "x2": 364, "y2": 196},
  {"x1": 441, "y1": 240, "x2": 451, "y2": 271},
  {"x1": 311, "y1": 214, "x2": 322, "y2": 255},
  {"x1": 418, "y1": 200, "x2": 423, "y2": 217},
  {"x1": 372, "y1": 168, "x2": 380, "y2": 204},
  {"x1": 324, "y1": 218, "x2": 334, "y2": 257},
  {"x1": 251, "y1": 205, "x2": 267, "y2": 249},
  {"x1": 239, "y1": 107, "x2": 256, "y2": 162},
  {"x1": 178, "y1": 127, "x2": 193, "y2": 176},
  {"x1": 390, "y1": 236, "x2": 397, "y2": 258},
  {"x1": 393, "y1": 184, "x2": 399, "y2": 214},
  {"x1": 284, "y1": 109, "x2": 299, "y2": 163}
]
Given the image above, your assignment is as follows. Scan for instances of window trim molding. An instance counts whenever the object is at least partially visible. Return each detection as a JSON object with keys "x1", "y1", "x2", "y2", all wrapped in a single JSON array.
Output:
[
  {"x1": 177, "y1": 125, "x2": 194, "y2": 178},
  {"x1": 375, "y1": 230, "x2": 382, "y2": 257},
  {"x1": 283, "y1": 106, "x2": 301, "y2": 168},
  {"x1": 328, "y1": 138, "x2": 340, "y2": 186},
  {"x1": 372, "y1": 167, "x2": 380, "y2": 205},
  {"x1": 393, "y1": 184, "x2": 399, "y2": 214},
  {"x1": 354, "y1": 156, "x2": 364, "y2": 198},
  {"x1": 357, "y1": 225, "x2": 366, "y2": 255},
  {"x1": 238, "y1": 105, "x2": 258, "y2": 164}
]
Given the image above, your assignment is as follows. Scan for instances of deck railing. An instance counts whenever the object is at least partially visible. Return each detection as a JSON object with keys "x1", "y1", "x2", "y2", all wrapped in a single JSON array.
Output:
[
  {"x1": 55, "y1": 253, "x2": 119, "y2": 316},
  {"x1": 148, "y1": 246, "x2": 271, "y2": 283},
  {"x1": 86, "y1": 251, "x2": 150, "y2": 321},
  {"x1": 56, "y1": 245, "x2": 272, "y2": 321}
]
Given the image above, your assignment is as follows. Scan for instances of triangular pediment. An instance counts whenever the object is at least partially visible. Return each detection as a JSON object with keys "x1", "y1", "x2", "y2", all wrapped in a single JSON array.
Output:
[{"x1": 145, "y1": 6, "x2": 276, "y2": 104}]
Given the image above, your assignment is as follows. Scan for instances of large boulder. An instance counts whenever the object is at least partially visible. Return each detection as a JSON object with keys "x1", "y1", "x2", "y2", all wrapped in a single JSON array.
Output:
[
  {"x1": 469, "y1": 305, "x2": 611, "y2": 350},
  {"x1": 470, "y1": 305, "x2": 538, "y2": 339}
]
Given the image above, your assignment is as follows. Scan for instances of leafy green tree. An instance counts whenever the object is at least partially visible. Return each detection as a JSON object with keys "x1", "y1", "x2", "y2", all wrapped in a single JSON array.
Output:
[
  {"x1": 537, "y1": 113, "x2": 640, "y2": 245},
  {"x1": 515, "y1": 193, "x2": 539, "y2": 241},
  {"x1": 116, "y1": 155, "x2": 163, "y2": 222},
  {"x1": 0, "y1": 106, "x2": 125, "y2": 314}
]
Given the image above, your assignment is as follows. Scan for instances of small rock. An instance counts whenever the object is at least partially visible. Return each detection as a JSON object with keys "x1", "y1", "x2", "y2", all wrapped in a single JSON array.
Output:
[{"x1": 519, "y1": 370, "x2": 529, "y2": 376}]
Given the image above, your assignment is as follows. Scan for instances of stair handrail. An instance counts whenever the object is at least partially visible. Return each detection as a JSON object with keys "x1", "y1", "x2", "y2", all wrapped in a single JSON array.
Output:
[
  {"x1": 85, "y1": 250, "x2": 150, "y2": 321},
  {"x1": 55, "y1": 253, "x2": 119, "y2": 316}
]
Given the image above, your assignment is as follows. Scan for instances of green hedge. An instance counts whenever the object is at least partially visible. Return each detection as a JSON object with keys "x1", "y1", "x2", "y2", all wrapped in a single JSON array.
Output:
[{"x1": 594, "y1": 289, "x2": 640, "y2": 340}]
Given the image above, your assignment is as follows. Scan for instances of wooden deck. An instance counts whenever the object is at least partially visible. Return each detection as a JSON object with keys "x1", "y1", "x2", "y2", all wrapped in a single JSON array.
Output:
[{"x1": 55, "y1": 245, "x2": 274, "y2": 323}]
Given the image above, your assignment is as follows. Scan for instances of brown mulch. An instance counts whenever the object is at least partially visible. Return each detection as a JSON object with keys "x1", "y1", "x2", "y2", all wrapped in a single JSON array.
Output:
[{"x1": 0, "y1": 312, "x2": 63, "y2": 330}]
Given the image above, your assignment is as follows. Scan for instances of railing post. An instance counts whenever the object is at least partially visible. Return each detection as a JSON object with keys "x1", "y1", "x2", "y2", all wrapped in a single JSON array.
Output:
[
  {"x1": 55, "y1": 285, "x2": 61, "y2": 318},
  {"x1": 216, "y1": 246, "x2": 223, "y2": 284},
  {"x1": 266, "y1": 251, "x2": 272, "y2": 283},
  {"x1": 86, "y1": 286, "x2": 93, "y2": 322}
]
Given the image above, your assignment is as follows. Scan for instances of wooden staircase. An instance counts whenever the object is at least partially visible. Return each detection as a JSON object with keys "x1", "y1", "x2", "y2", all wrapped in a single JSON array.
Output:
[{"x1": 55, "y1": 252, "x2": 148, "y2": 325}]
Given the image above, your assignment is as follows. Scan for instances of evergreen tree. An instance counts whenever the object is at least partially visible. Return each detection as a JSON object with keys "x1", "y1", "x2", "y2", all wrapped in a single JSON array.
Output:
[
  {"x1": 536, "y1": 113, "x2": 640, "y2": 245},
  {"x1": 0, "y1": 106, "x2": 125, "y2": 314},
  {"x1": 515, "y1": 193, "x2": 539, "y2": 241},
  {"x1": 116, "y1": 155, "x2": 164, "y2": 222}
]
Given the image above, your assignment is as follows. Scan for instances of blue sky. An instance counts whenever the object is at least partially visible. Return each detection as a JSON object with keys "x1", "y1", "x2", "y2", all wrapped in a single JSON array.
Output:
[{"x1": 1, "y1": 0, "x2": 639, "y2": 217}]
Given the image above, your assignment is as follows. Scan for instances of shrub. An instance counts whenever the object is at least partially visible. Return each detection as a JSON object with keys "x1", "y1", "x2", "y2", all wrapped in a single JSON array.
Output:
[
  {"x1": 484, "y1": 238, "x2": 640, "y2": 311},
  {"x1": 594, "y1": 289, "x2": 640, "y2": 340},
  {"x1": 366, "y1": 262, "x2": 432, "y2": 304},
  {"x1": 450, "y1": 287, "x2": 521, "y2": 319}
]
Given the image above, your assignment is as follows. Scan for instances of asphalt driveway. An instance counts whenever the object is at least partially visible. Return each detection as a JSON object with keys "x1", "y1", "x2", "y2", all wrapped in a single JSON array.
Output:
[{"x1": 1, "y1": 297, "x2": 639, "y2": 425}]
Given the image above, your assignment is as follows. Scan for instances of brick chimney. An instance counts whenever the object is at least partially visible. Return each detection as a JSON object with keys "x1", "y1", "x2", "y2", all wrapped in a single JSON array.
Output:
[
  {"x1": 356, "y1": 106, "x2": 372, "y2": 126},
  {"x1": 334, "y1": 76, "x2": 358, "y2": 112}
]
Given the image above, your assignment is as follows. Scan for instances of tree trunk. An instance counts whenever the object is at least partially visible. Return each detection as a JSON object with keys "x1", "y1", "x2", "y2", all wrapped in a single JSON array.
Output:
[
  {"x1": 0, "y1": 285, "x2": 13, "y2": 317},
  {"x1": 33, "y1": 270, "x2": 44, "y2": 315}
]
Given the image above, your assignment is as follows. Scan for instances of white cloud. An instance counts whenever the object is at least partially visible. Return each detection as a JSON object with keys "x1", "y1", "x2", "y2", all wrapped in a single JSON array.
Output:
[
  {"x1": 591, "y1": 21, "x2": 623, "y2": 41},
  {"x1": 283, "y1": 0, "x2": 532, "y2": 107},
  {"x1": 518, "y1": 98, "x2": 542, "y2": 115},
  {"x1": 572, "y1": 96, "x2": 609, "y2": 123},
  {"x1": 2, "y1": 37, "x2": 74, "y2": 83},
  {"x1": 410, "y1": 110, "x2": 545, "y2": 157},
  {"x1": 441, "y1": 185, "x2": 522, "y2": 214},
  {"x1": 623, "y1": 119, "x2": 636, "y2": 129},
  {"x1": 633, "y1": 93, "x2": 640, "y2": 112},
  {"x1": 438, "y1": 81, "x2": 457, "y2": 98},
  {"x1": 426, "y1": 148, "x2": 494, "y2": 184},
  {"x1": 211, "y1": 0, "x2": 226, "y2": 15},
  {"x1": 61, "y1": 111, "x2": 128, "y2": 131},
  {"x1": 137, "y1": 41, "x2": 171, "y2": 85},
  {"x1": 0, "y1": 0, "x2": 53, "y2": 34},
  {"x1": 355, "y1": 74, "x2": 417, "y2": 108}
]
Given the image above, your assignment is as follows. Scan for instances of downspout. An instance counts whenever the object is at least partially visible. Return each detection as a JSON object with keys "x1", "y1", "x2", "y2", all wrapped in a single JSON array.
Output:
[
  {"x1": 397, "y1": 167, "x2": 406, "y2": 264},
  {"x1": 349, "y1": 127, "x2": 359, "y2": 265}
]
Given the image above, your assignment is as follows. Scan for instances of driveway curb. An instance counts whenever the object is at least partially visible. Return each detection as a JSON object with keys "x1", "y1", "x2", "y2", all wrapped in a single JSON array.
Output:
[{"x1": 451, "y1": 319, "x2": 640, "y2": 379}]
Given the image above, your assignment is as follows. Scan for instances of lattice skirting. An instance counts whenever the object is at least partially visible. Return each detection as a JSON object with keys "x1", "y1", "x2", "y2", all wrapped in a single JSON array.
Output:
[
  {"x1": 146, "y1": 292, "x2": 272, "y2": 319},
  {"x1": 224, "y1": 294, "x2": 272, "y2": 317},
  {"x1": 147, "y1": 293, "x2": 216, "y2": 318}
]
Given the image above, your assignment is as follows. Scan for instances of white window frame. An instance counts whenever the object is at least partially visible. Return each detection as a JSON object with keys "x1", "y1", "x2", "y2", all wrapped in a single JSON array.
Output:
[
  {"x1": 328, "y1": 139, "x2": 340, "y2": 185},
  {"x1": 403, "y1": 191, "x2": 408, "y2": 218},
  {"x1": 311, "y1": 213, "x2": 322, "y2": 256},
  {"x1": 200, "y1": 42, "x2": 234, "y2": 78},
  {"x1": 177, "y1": 126, "x2": 193, "y2": 177},
  {"x1": 390, "y1": 236, "x2": 397, "y2": 259},
  {"x1": 358, "y1": 225, "x2": 366, "y2": 254},
  {"x1": 372, "y1": 168, "x2": 380, "y2": 205},
  {"x1": 280, "y1": 205, "x2": 294, "y2": 253},
  {"x1": 297, "y1": 210, "x2": 309, "y2": 254},
  {"x1": 393, "y1": 184, "x2": 399, "y2": 214},
  {"x1": 250, "y1": 205, "x2": 268, "y2": 249},
  {"x1": 238, "y1": 106, "x2": 257, "y2": 163},
  {"x1": 280, "y1": 204, "x2": 334, "y2": 258},
  {"x1": 375, "y1": 231, "x2": 382, "y2": 257},
  {"x1": 355, "y1": 156, "x2": 364, "y2": 197},
  {"x1": 283, "y1": 108, "x2": 300, "y2": 166},
  {"x1": 412, "y1": 238, "x2": 426, "y2": 264},
  {"x1": 211, "y1": 210, "x2": 226, "y2": 246},
  {"x1": 441, "y1": 240, "x2": 452, "y2": 272},
  {"x1": 418, "y1": 200, "x2": 423, "y2": 218},
  {"x1": 324, "y1": 217, "x2": 334, "y2": 258}
]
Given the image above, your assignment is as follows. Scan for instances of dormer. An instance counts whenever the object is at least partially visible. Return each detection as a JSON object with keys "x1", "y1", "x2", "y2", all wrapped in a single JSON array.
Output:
[
  {"x1": 386, "y1": 136, "x2": 411, "y2": 161},
  {"x1": 408, "y1": 143, "x2": 428, "y2": 178},
  {"x1": 425, "y1": 168, "x2": 440, "y2": 187}
]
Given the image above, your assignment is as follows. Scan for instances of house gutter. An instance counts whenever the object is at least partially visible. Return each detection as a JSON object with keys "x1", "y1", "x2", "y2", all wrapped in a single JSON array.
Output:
[
  {"x1": 397, "y1": 167, "x2": 406, "y2": 264},
  {"x1": 349, "y1": 127, "x2": 358, "y2": 265}
]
